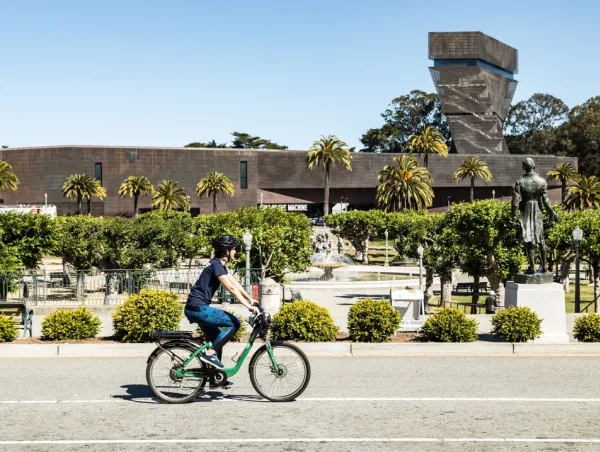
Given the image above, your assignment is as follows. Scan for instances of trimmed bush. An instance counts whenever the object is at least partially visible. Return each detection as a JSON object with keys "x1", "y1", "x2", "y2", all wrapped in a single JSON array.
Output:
[
  {"x1": 112, "y1": 289, "x2": 182, "y2": 343},
  {"x1": 348, "y1": 298, "x2": 401, "y2": 342},
  {"x1": 0, "y1": 314, "x2": 19, "y2": 342},
  {"x1": 41, "y1": 307, "x2": 102, "y2": 340},
  {"x1": 271, "y1": 300, "x2": 338, "y2": 342},
  {"x1": 573, "y1": 313, "x2": 600, "y2": 342},
  {"x1": 422, "y1": 308, "x2": 478, "y2": 342},
  {"x1": 491, "y1": 306, "x2": 542, "y2": 342},
  {"x1": 195, "y1": 308, "x2": 247, "y2": 342}
]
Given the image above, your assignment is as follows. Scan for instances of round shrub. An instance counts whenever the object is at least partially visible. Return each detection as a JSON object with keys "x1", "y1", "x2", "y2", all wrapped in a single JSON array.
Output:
[
  {"x1": 0, "y1": 314, "x2": 18, "y2": 342},
  {"x1": 348, "y1": 298, "x2": 401, "y2": 342},
  {"x1": 491, "y1": 306, "x2": 542, "y2": 342},
  {"x1": 41, "y1": 307, "x2": 102, "y2": 340},
  {"x1": 271, "y1": 300, "x2": 338, "y2": 342},
  {"x1": 195, "y1": 308, "x2": 247, "y2": 342},
  {"x1": 112, "y1": 289, "x2": 182, "y2": 343},
  {"x1": 422, "y1": 308, "x2": 478, "y2": 342},
  {"x1": 573, "y1": 313, "x2": 600, "y2": 342}
]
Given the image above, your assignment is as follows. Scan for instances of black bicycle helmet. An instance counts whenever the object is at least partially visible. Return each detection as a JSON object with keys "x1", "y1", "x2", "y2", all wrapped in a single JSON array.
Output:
[{"x1": 212, "y1": 235, "x2": 240, "y2": 255}]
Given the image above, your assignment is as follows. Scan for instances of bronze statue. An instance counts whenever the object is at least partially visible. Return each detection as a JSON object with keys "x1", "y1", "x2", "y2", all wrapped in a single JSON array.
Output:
[{"x1": 511, "y1": 158, "x2": 560, "y2": 274}]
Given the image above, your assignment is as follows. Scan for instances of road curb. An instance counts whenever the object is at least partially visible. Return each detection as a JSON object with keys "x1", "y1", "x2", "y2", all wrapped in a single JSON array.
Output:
[{"x1": 3, "y1": 342, "x2": 600, "y2": 358}]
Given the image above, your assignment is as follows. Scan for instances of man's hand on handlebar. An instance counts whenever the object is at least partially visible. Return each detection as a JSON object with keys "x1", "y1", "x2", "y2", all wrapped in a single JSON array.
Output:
[{"x1": 249, "y1": 299, "x2": 260, "y2": 315}]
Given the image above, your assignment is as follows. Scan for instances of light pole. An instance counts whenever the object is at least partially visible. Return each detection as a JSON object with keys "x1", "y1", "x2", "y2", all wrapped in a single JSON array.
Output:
[
  {"x1": 492, "y1": 189, "x2": 495, "y2": 200},
  {"x1": 447, "y1": 196, "x2": 451, "y2": 209},
  {"x1": 384, "y1": 228, "x2": 389, "y2": 267},
  {"x1": 243, "y1": 231, "x2": 252, "y2": 294},
  {"x1": 417, "y1": 245, "x2": 424, "y2": 290},
  {"x1": 573, "y1": 226, "x2": 583, "y2": 313},
  {"x1": 260, "y1": 192, "x2": 263, "y2": 207},
  {"x1": 44, "y1": 193, "x2": 48, "y2": 207}
]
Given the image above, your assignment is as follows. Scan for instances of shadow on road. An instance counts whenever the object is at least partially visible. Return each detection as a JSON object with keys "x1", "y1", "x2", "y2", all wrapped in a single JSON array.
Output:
[{"x1": 112, "y1": 384, "x2": 266, "y2": 404}]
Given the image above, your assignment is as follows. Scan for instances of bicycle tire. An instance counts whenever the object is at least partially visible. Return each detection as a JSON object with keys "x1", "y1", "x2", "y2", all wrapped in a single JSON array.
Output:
[
  {"x1": 248, "y1": 342, "x2": 311, "y2": 402},
  {"x1": 146, "y1": 342, "x2": 207, "y2": 404}
]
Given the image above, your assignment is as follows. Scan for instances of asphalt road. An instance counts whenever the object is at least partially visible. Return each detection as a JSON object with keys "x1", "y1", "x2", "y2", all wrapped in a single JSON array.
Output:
[{"x1": 1, "y1": 356, "x2": 600, "y2": 451}]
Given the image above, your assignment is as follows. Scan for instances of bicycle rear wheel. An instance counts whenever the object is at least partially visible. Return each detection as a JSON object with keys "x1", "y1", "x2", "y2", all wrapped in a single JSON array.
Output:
[
  {"x1": 146, "y1": 342, "x2": 207, "y2": 403},
  {"x1": 249, "y1": 342, "x2": 311, "y2": 402}
]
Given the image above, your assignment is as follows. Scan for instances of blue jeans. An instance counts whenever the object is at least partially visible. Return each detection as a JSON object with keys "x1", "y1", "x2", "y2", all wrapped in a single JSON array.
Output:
[{"x1": 184, "y1": 305, "x2": 240, "y2": 361}]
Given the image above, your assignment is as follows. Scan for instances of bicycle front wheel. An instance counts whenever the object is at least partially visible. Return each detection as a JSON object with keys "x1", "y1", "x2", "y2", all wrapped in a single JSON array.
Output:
[
  {"x1": 146, "y1": 342, "x2": 207, "y2": 404},
  {"x1": 249, "y1": 342, "x2": 311, "y2": 402}
]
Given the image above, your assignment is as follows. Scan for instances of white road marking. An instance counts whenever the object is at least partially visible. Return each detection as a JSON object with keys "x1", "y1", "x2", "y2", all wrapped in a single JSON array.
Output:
[
  {"x1": 1, "y1": 438, "x2": 600, "y2": 445},
  {"x1": 3, "y1": 396, "x2": 600, "y2": 405}
]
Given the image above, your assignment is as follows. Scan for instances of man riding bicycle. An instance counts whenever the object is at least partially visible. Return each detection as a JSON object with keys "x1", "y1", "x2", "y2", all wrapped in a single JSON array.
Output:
[{"x1": 184, "y1": 235, "x2": 259, "y2": 371}]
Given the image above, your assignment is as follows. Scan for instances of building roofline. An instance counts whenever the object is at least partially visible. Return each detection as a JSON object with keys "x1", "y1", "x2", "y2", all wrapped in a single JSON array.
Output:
[{"x1": 1, "y1": 145, "x2": 301, "y2": 153}]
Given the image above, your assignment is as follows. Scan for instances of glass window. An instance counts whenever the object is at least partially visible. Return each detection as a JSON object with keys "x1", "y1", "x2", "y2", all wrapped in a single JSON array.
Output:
[
  {"x1": 95, "y1": 162, "x2": 103, "y2": 186},
  {"x1": 240, "y1": 161, "x2": 247, "y2": 189}
]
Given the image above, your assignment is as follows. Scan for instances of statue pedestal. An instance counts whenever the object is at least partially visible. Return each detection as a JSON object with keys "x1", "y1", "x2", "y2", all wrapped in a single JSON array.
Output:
[{"x1": 505, "y1": 281, "x2": 569, "y2": 344}]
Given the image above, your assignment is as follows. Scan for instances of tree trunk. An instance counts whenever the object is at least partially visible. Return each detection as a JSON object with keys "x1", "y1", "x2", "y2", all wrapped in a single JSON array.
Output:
[
  {"x1": 87, "y1": 197, "x2": 92, "y2": 215},
  {"x1": 62, "y1": 260, "x2": 71, "y2": 287},
  {"x1": 0, "y1": 275, "x2": 8, "y2": 301},
  {"x1": 424, "y1": 268, "x2": 434, "y2": 313},
  {"x1": 77, "y1": 196, "x2": 82, "y2": 215},
  {"x1": 470, "y1": 177, "x2": 475, "y2": 203},
  {"x1": 361, "y1": 238, "x2": 369, "y2": 264},
  {"x1": 76, "y1": 271, "x2": 86, "y2": 300},
  {"x1": 424, "y1": 153, "x2": 429, "y2": 168},
  {"x1": 104, "y1": 271, "x2": 119, "y2": 305},
  {"x1": 323, "y1": 166, "x2": 330, "y2": 216},
  {"x1": 213, "y1": 193, "x2": 217, "y2": 213},
  {"x1": 560, "y1": 260, "x2": 571, "y2": 293},
  {"x1": 561, "y1": 180, "x2": 566, "y2": 204},
  {"x1": 440, "y1": 272, "x2": 452, "y2": 307},
  {"x1": 134, "y1": 195, "x2": 139, "y2": 217},
  {"x1": 471, "y1": 274, "x2": 480, "y2": 314},
  {"x1": 592, "y1": 260, "x2": 599, "y2": 314},
  {"x1": 487, "y1": 273, "x2": 505, "y2": 312}
]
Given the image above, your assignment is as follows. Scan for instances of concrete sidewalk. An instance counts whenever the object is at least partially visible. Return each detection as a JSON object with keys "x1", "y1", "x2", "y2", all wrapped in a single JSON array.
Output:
[{"x1": 3, "y1": 341, "x2": 600, "y2": 358}]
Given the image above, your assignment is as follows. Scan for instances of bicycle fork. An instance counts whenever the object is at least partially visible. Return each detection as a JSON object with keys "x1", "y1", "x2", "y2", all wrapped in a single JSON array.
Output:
[{"x1": 265, "y1": 340, "x2": 280, "y2": 374}]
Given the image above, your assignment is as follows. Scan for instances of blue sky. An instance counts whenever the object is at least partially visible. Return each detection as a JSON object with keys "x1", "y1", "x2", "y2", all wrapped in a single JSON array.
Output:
[{"x1": 1, "y1": 0, "x2": 598, "y2": 150}]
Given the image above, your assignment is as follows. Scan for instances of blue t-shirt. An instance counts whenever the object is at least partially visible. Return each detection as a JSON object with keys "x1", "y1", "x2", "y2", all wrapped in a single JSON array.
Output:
[{"x1": 187, "y1": 258, "x2": 228, "y2": 306}]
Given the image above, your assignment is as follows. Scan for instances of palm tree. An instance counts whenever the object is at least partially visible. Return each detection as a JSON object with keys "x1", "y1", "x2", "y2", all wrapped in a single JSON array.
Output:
[
  {"x1": 407, "y1": 125, "x2": 448, "y2": 168},
  {"x1": 0, "y1": 161, "x2": 19, "y2": 192},
  {"x1": 196, "y1": 171, "x2": 235, "y2": 213},
  {"x1": 547, "y1": 162, "x2": 579, "y2": 204},
  {"x1": 118, "y1": 176, "x2": 154, "y2": 217},
  {"x1": 565, "y1": 176, "x2": 600, "y2": 211},
  {"x1": 306, "y1": 135, "x2": 353, "y2": 216},
  {"x1": 62, "y1": 174, "x2": 96, "y2": 214},
  {"x1": 453, "y1": 156, "x2": 493, "y2": 203},
  {"x1": 376, "y1": 155, "x2": 434, "y2": 211},
  {"x1": 151, "y1": 180, "x2": 190, "y2": 211},
  {"x1": 85, "y1": 181, "x2": 107, "y2": 215}
]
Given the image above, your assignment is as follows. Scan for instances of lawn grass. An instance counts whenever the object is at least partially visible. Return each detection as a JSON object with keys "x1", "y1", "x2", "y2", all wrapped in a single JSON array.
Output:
[{"x1": 427, "y1": 281, "x2": 597, "y2": 314}]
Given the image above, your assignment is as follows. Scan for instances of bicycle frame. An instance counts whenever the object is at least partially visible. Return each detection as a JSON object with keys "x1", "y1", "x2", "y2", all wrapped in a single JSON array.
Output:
[{"x1": 173, "y1": 329, "x2": 279, "y2": 379}]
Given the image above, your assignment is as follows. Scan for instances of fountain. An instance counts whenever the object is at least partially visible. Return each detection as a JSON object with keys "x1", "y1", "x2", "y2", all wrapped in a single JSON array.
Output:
[{"x1": 310, "y1": 250, "x2": 354, "y2": 280}]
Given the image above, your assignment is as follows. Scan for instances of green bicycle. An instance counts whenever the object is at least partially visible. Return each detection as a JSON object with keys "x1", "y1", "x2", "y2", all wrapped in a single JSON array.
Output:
[{"x1": 146, "y1": 308, "x2": 311, "y2": 403}]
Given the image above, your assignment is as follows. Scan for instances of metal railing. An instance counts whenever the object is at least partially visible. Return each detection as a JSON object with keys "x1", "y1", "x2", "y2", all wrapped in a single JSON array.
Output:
[{"x1": 0, "y1": 268, "x2": 262, "y2": 306}]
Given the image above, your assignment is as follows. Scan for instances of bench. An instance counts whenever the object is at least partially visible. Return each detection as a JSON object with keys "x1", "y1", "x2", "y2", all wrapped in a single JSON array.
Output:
[
  {"x1": 0, "y1": 302, "x2": 33, "y2": 337},
  {"x1": 168, "y1": 282, "x2": 192, "y2": 293},
  {"x1": 452, "y1": 282, "x2": 489, "y2": 295}
]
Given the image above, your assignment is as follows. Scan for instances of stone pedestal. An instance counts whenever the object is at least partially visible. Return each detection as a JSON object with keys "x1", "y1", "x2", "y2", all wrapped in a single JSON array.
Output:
[{"x1": 505, "y1": 281, "x2": 569, "y2": 344}]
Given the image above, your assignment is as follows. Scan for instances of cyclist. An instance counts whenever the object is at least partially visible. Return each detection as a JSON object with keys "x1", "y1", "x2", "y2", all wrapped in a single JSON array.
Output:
[{"x1": 184, "y1": 235, "x2": 259, "y2": 370}]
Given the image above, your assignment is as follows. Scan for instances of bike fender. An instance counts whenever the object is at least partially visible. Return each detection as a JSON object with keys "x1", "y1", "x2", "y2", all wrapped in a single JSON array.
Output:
[{"x1": 146, "y1": 339, "x2": 200, "y2": 363}]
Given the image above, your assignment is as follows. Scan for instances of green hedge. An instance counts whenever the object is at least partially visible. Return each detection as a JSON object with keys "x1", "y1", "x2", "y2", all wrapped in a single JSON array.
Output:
[
  {"x1": 0, "y1": 314, "x2": 18, "y2": 342},
  {"x1": 348, "y1": 298, "x2": 401, "y2": 342},
  {"x1": 41, "y1": 307, "x2": 102, "y2": 341},
  {"x1": 573, "y1": 313, "x2": 600, "y2": 342},
  {"x1": 112, "y1": 289, "x2": 182, "y2": 343},
  {"x1": 422, "y1": 308, "x2": 478, "y2": 342},
  {"x1": 271, "y1": 300, "x2": 338, "y2": 342},
  {"x1": 491, "y1": 306, "x2": 543, "y2": 342}
]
